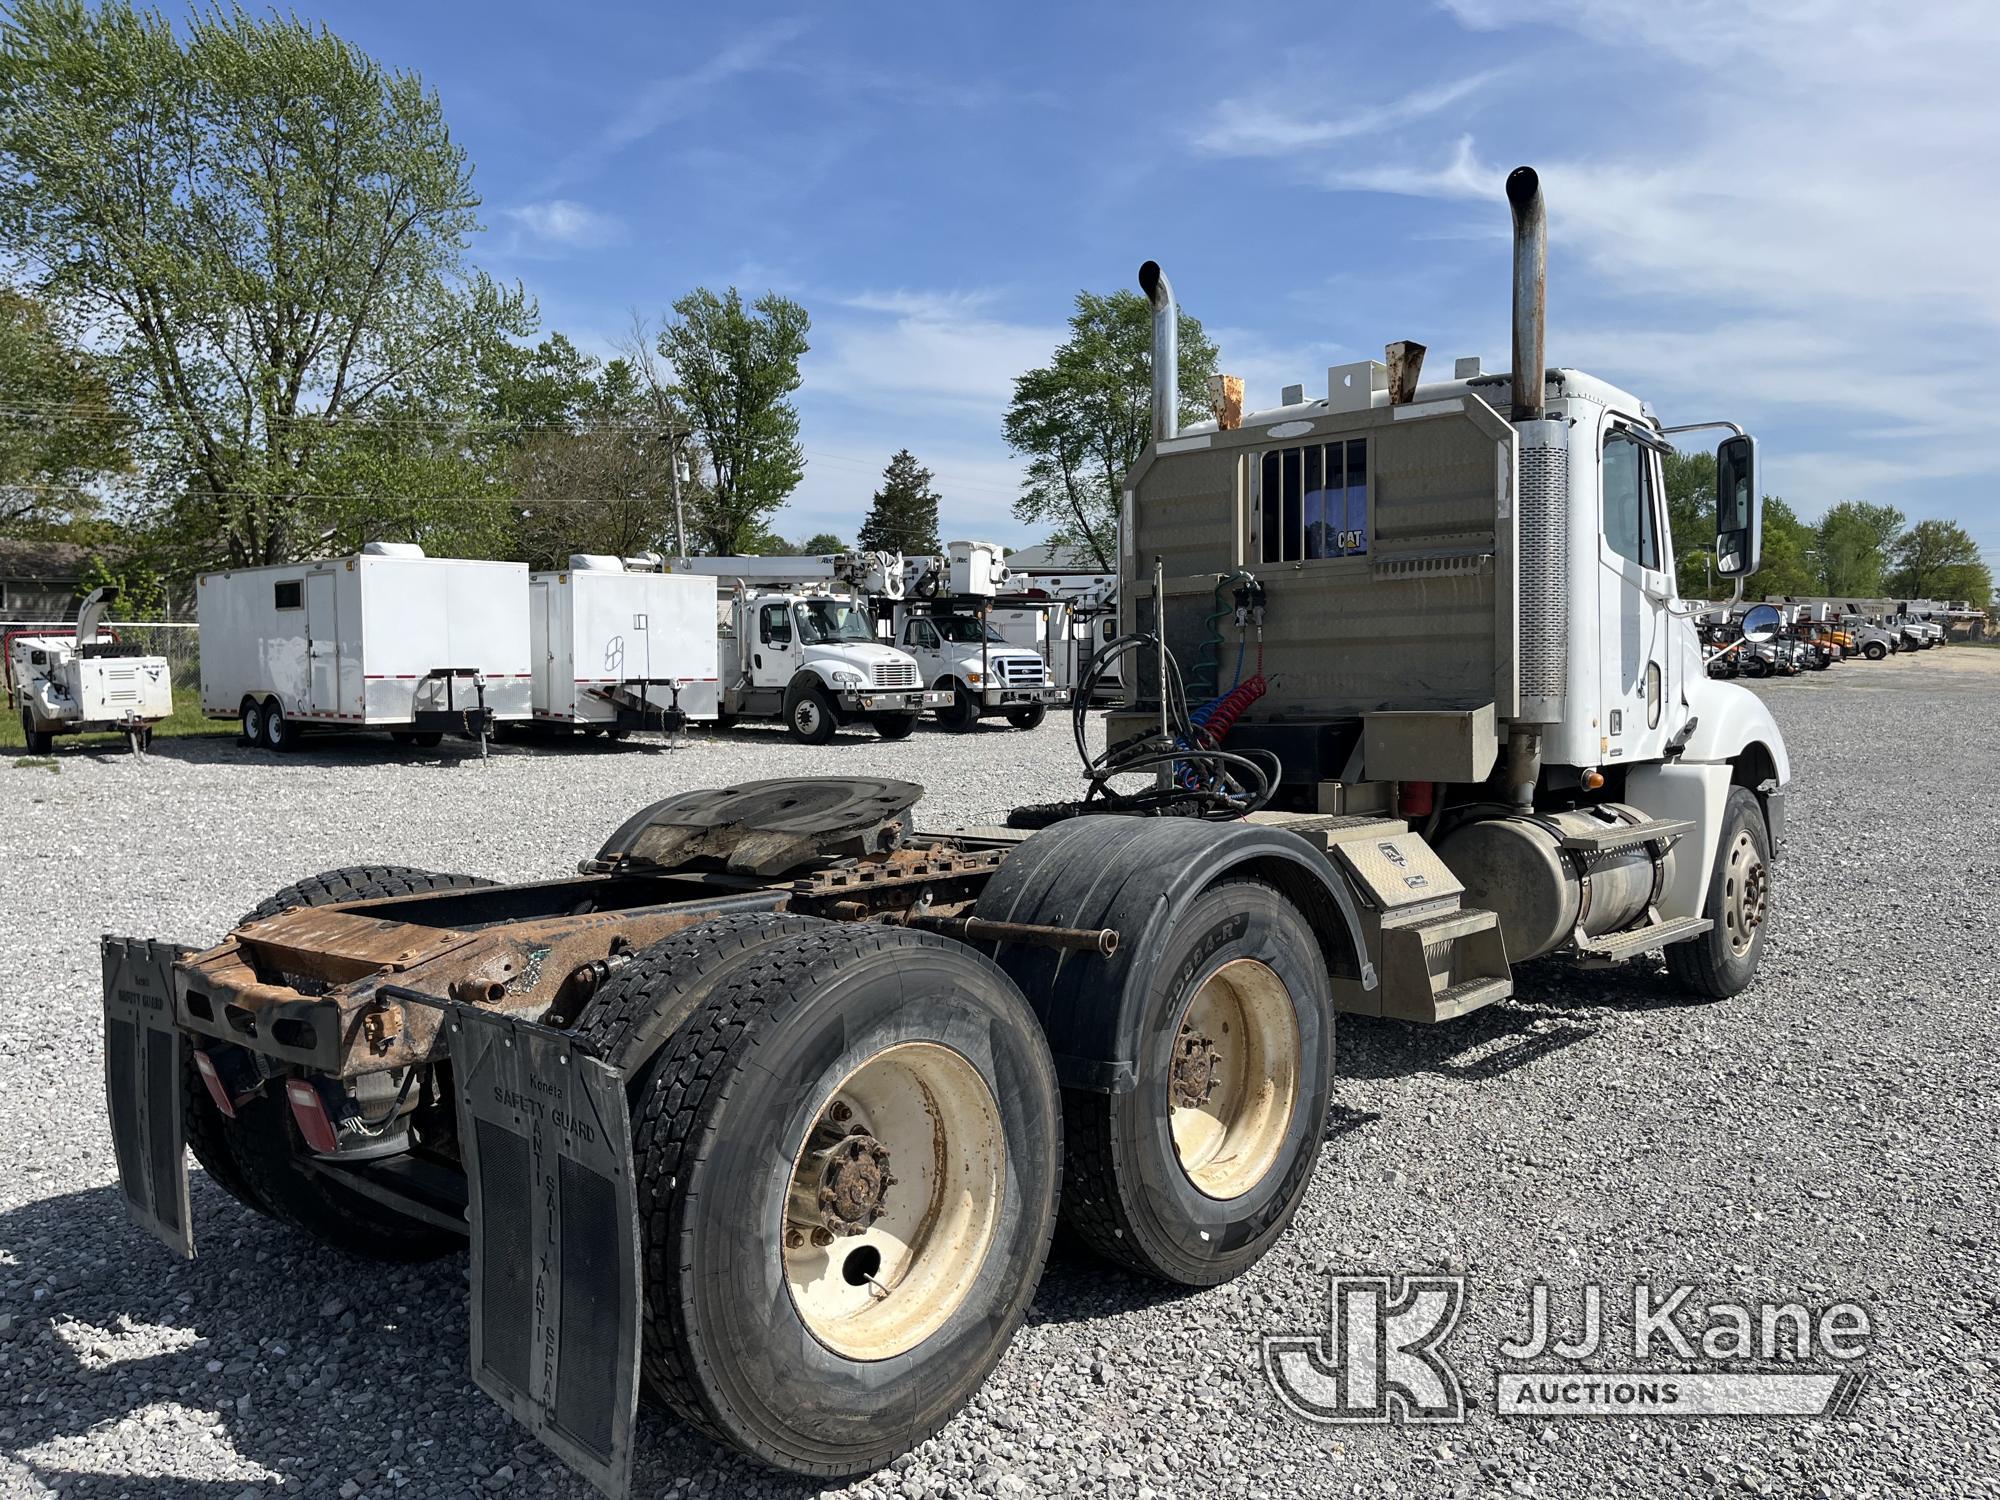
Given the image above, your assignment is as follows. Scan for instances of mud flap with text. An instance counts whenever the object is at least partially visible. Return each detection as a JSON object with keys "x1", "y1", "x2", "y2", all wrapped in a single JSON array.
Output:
[
  {"x1": 100, "y1": 936, "x2": 194, "y2": 1258},
  {"x1": 446, "y1": 1006, "x2": 640, "y2": 1500}
]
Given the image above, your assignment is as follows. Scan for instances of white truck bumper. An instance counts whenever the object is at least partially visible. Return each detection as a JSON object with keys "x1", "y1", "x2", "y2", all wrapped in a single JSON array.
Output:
[
  {"x1": 981, "y1": 686, "x2": 1069, "y2": 708},
  {"x1": 835, "y1": 688, "x2": 953, "y2": 712}
]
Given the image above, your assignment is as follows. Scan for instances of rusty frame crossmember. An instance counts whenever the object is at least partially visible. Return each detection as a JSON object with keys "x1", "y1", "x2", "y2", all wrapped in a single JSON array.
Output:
[{"x1": 174, "y1": 843, "x2": 1118, "y2": 1080}]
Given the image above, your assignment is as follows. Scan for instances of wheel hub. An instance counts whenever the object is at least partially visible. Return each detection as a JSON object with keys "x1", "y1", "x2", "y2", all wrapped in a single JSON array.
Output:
[
  {"x1": 815, "y1": 1128, "x2": 894, "y2": 1236},
  {"x1": 1169, "y1": 1026, "x2": 1221, "y2": 1111}
]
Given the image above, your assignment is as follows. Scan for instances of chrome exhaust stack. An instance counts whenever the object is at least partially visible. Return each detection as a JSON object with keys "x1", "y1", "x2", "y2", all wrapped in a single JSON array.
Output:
[
  {"x1": 1506, "y1": 166, "x2": 1546, "y2": 423},
  {"x1": 1138, "y1": 260, "x2": 1178, "y2": 442}
]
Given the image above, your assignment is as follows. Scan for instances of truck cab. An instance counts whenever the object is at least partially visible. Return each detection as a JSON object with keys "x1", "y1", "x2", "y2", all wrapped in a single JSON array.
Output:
[
  {"x1": 720, "y1": 588, "x2": 947, "y2": 743},
  {"x1": 895, "y1": 609, "x2": 1067, "y2": 731}
]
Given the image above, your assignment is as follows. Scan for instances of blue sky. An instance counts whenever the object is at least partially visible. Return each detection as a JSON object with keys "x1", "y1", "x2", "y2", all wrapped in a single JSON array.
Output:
[{"x1": 299, "y1": 0, "x2": 2000, "y2": 563}]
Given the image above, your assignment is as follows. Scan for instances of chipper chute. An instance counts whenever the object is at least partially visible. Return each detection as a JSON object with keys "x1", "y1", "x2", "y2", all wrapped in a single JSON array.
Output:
[{"x1": 437, "y1": 995, "x2": 642, "y2": 1500}]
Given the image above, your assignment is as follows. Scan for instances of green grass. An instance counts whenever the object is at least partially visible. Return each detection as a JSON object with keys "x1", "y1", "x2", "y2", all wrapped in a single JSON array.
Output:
[{"x1": 12, "y1": 755, "x2": 59, "y2": 772}]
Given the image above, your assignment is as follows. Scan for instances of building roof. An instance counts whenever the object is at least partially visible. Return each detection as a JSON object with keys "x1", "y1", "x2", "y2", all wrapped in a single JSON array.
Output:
[{"x1": 0, "y1": 539, "x2": 95, "y2": 581}]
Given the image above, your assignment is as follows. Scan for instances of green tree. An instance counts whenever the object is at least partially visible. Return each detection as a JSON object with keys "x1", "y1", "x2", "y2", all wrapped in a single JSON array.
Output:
[
  {"x1": 1661, "y1": 448, "x2": 1716, "y2": 598},
  {"x1": 1003, "y1": 288, "x2": 1219, "y2": 571},
  {"x1": 855, "y1": 448, "x2": 942, "y2": 555},
  {"x1": 1746, "y1": 495, "x2": 1820, "y2": 598},
  {"x1": 0, "y1": 287, "x2": 130, "y2": 530},
  {"x1": 794, "y1": 531, "x2": 848, "y2": 554},
  {"x1": 1811, "y1": 500, "x2": 1904, "y2": 595},
  {"x1": 0, "y1": 0, "x2": 533, "y2": 566},
  {"x1": 655, "y1": 288, "x2": 809, "y2": 553},
  {"x1": 1889, "y1": 518, "x2": 1988, "y2": 602}
]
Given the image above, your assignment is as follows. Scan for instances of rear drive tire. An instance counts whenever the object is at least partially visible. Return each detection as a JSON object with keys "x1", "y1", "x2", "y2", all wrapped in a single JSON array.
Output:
[
  {"x1": 220, "y1": 865, "x2": 496, "y2": 1259},
  {"x1": 1004, "y1": 704, "x2": 1047, "y2": 730},
  {"x1": 630, "y1": 926, "x2": 1061, "y2": 1476},
  {"x1": 870, "y1": 712, "x2": 918, "y2": 740},
  {"x1": 1058, "y1": 878, "x2": 1333, "y2": 1285},
  {"x1": 21, "y1": 709, "x2": 53, "y2": 754},
  {"x1": 1664, "y1": 784, "x2": 1773, "y2": 1000}
]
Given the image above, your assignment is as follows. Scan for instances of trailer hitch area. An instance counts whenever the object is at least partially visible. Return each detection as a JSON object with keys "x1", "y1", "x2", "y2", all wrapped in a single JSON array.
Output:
[
  {"x1": 398, "y1": 984, "x2": 641, "y2": 1500},
  {"x1": 101, "y1": 935, "x2": 194, "y2": 1258}
]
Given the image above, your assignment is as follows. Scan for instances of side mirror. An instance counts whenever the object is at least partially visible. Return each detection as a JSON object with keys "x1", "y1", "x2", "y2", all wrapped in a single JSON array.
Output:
[
  {"x1": 1713, "y1": 434, "x2": 1760, "y2": 576},
  {"x1": 1739, "y1": 603, "x2": 1782, "y2": 643}
]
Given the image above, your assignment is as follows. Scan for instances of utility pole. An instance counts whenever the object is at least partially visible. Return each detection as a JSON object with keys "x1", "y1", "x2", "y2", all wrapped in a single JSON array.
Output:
[{"x1": 658, "y1": 428, "x2": 689, "y2": 565}]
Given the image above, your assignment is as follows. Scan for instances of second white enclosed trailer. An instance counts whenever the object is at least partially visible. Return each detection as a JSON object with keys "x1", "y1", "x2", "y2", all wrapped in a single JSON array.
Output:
[
  {"x1": 528, "y1": 557, "x2": 719, "y2": 732},
  {"x1": 198, "y1": 543, "x2": 531, "y2": 751}
]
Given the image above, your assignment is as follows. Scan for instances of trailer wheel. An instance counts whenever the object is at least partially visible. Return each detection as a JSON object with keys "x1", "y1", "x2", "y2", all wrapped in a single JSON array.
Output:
[
  {"x1": 20, "y1": 708, "x2": 53, "y2": 754},
  {"x1": 217, "y1": 865, "x2": 498, "y2": 1259},
  {"x1": 1004, "y1": 704, "x2": 1047, "y2": 730},
  {"x1": 260, "y1": 698, "x2": 291, "y2": 752},
  {"x1": 1664, "y1": 785, "x2": 1772, "y2": 1000},
  {"x1": 631, "y1": 926, "x2": 1060, "y2": 1476},
  {"x1": 869, "y1": 712, "x2": 918, "y2": 740},
  {"x1": 238, "y1": 697, "x2": 262, "y2": 746},
  {"x1": 785, "y1": 685, "x2": 837, "y2": 744},
  {"x1": 1060, "y1": 878, "x2": 1333, "y2": 1285},
  {"x1": 934, "y1": 679, "x2": 980, "y2": 732}
]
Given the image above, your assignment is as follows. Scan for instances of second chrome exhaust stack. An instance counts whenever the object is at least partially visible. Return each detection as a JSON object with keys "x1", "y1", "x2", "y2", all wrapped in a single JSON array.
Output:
[
  {"x1": 1506, "y1": 165, "x2": 1547, "y2": 423},
  {"x1": 1138, "y1": 260, "x2": 1178, "y2": 442}
]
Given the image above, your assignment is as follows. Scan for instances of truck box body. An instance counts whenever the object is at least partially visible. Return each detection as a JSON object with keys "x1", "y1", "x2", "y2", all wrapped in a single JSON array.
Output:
[
  {"x1": 529, "y1": 563, "x2": 719, "y2": 726},
  {"x1": 198, "y1": 552, "x2": 531, "y2": 729}
]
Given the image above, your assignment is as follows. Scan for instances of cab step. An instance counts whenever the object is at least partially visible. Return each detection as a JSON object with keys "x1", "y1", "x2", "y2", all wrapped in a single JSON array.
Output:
[
  {"x1": 1573, "y1": 914, "x2": 1713, "y2": 965},
  {"x1": 1558, "y1": 817, "x2": 1695, "y2": 854}
]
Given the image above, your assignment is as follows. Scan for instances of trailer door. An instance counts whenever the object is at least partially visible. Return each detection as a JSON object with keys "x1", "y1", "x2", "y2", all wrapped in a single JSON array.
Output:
[
  {"x1": 305, "y1": 570, "x2": 340, "y2": 714},
  {"x1": 530, "y1": 578, "x2": 554, "y2": 715}
]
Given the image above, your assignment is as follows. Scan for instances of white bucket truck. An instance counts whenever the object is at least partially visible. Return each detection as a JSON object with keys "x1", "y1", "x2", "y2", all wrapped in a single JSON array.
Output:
[
  {"x1": 680, "y1": 553, "x2": 947, "y2": 743},
  {"x1": 528, "y1": 556, "x2": 718, "y2": 737},
  {"x1": 197, "y1": 542, "x2": 530, "y2": 752},
  {"x1": 889, "y1": 541, "x2": 1069, "y2": 731}
]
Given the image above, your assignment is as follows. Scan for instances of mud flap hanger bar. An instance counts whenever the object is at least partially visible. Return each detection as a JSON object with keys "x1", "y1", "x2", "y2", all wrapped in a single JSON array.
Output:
[{"x1": 386, "y1": 983, "x2": 642, "y2": 1500}]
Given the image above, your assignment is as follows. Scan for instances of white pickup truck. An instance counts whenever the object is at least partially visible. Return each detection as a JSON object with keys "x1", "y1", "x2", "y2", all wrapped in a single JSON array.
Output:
[
  {"x1": 719, "y1": 588, "x2": 947, "y2": 743},
  {"x1": 893, "y1": 610, "x2": 1068, "y2": 731}
]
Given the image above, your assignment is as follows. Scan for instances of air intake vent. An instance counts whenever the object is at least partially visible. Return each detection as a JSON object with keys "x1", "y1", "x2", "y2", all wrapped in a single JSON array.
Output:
[{"x1": 1518, "y1": 437, "x2": 1569, "y2": 716}]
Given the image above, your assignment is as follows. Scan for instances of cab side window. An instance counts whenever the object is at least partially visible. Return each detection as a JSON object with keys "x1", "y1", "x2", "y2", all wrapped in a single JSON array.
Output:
[
  {"x1": 759, "y1": 603, "x2": 792, "y2": 645},
  {"x1": 1602, "y1": 429, "x2": 1660, "y2": 570},
  {"x1": 907, "y1": 621, "x2": 938, "y2": 650}
]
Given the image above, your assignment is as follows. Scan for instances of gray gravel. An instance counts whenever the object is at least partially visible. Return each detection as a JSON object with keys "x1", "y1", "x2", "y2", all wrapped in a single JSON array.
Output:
[{"x1": 2, "y1": 658, "x2": 1997, "y2": 1499}]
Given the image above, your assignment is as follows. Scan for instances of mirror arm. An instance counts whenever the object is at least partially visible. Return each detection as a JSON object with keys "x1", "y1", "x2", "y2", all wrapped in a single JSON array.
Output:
[{"x1": 1657, "y1": 419, "x2": 1748, "y2": 438}]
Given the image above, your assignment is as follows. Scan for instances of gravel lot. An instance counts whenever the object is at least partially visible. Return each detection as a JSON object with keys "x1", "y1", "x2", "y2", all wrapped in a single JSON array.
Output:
[{"x1": 2, "y1": 655, "x2": 1996, "y2": 1499}]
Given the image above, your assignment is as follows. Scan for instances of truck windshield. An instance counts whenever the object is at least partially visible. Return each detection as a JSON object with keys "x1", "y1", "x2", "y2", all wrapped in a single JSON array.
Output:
[
  {"x1": 935, "y1": 617, "x2": 1006, "y2": 644},
  {"x1": 794, "y1": 600, "x2": 876, "y2": 644}
]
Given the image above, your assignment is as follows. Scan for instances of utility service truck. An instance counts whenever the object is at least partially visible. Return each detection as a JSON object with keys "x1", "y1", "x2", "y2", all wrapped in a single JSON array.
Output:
[
  {"x1": 528, "y1": 556, "x2": 718, "y2": 737},
  {"x1": 681, "y1": 552, "x2": 948, "y2": 742},
  {"x1": 198, "y1": 543, "x2": 531, "y2": 752},
  {"x1": 888, "y1": 541, "x2": 1069, "y2": 730},
  {"x1": 97, "y1": 167, "x2": 1790, "y2": 1499},
  {"x1": 7, "y1": 587, "x2": 173, "y2": 753}
]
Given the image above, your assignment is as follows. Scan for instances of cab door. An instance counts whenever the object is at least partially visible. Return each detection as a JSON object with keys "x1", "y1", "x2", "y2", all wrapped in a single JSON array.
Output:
[
  {"x1": 1596, "y1": 418, "x2": 1673, "y2": 764},
  {"x1": 752, "y1": 601, "x2": 796, "y2": 688},
  {"x1": 902, "y1": 618, "x2": 942, "y2": 679}
]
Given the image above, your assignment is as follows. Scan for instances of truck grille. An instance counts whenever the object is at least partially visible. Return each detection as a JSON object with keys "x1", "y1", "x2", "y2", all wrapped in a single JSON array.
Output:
[
  {"x1": 997, "y1": 657, "x2": 1046, "y2": 687},
  {"x1": 872, "y1": 661, "x2": 917, "y2": 688}
]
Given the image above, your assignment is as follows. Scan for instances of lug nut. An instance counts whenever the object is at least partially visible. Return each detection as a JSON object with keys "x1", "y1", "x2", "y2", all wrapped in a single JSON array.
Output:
[
  {"x1": 811, "y1": 1227, "x2": 834, "y2": 1248},
  {"x1": 830, "y1": 1101, "x2": 852, "y2": 1123},
  {"x1": 785, "y1": 1228, "x2": 804, "y2": 1250}
]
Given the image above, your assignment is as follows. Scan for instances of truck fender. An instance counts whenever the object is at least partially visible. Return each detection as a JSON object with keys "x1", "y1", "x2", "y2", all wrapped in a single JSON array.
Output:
[
  {"x1": 1679, "y1": 678, "x2": 1791, "y2": 785},
  {"x1": 783, "y1": 670, "x2": 839, "y2": 718},
  {"x1": 971, "y1": 815, "x2": 1374, "y2": 1092}
]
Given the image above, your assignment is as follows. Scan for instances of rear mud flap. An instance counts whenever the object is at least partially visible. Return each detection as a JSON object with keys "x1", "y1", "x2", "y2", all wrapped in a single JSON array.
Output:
[
  {"x1": 100, "y1": 936, "x2": 193, "y2": 1258},
  {"x1": 445, "y1": 1005, "x2": 640, "y2": 1500}
]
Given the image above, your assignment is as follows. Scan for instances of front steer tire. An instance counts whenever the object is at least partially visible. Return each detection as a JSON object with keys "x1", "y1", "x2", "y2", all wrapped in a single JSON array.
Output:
[
  {"x1": 1004, "y1": 704, "x2": 1047, "y2": 731},
  {"x1": 785, "y1": 684, "x2": 838, "y2": 745},
  {"x1": 220, "y1": 865, "x2": 495, "y2": 1260},
  {"x1": 629, "y1": 925, "x2": 1061, "y2": 1476},
  {"x1": 870, "y1": 711, "x2": 918, "y2": 740},
  {"x1": 1664, "y1": 784, "x2": 1773, "y2": 1000}
]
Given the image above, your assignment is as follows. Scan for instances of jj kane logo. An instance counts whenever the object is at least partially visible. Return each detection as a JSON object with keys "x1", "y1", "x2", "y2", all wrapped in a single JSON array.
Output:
[{"x1": 1264, "y1": 1275, "x2": 1871, "y2": 1424}]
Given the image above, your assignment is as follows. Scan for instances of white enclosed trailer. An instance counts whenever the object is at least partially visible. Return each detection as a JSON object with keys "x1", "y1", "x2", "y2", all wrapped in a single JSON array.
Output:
[
  {"x1": 528, "y1": 556, "x2": 719, "y2": 734},
  {"x1": 197, "y1": 543, "x2": 530, "y2": 752}
]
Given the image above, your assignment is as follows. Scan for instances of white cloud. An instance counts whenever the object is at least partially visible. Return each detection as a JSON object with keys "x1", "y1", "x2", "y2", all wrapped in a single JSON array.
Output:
[
  {"x1": 499, "y1": 200, "x2": 626, "y2": 255},
  {"x1": 1192, "y1": 72, "x2": 1502, "y2": 158}
]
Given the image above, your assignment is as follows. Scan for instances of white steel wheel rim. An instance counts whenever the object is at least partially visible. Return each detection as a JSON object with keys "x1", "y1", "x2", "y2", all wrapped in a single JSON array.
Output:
[
  {"x1": 782, "y1": 1041, "x2": 1004, "y2": 1361},
  {"x1": 243, "y1": 704, "x2": 261, "y2": 738},
  {"x1": 266, "y1": 709, "x2": 284, "y2": 744},
  {"x1": 1721, "y1": 829, "x2": 1768, "y2": 956},
  {"x1": 1168, "y1": 958, "x2": 1300, "y2": 1200},
  {"x1": 795, "y1": 698, "x2": 822, "y2": 734}
]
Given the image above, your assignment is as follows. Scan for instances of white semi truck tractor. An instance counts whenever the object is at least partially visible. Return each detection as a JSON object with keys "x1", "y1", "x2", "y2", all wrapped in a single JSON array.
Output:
[{"x1": 96, "y1": 169, "x2": 1792, "y2": 1498}]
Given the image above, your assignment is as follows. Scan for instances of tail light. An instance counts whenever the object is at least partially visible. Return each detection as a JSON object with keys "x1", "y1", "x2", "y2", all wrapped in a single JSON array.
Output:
[
  {"x1": 192, "y1": 1046, "x2": 260, "y2": 1119},
  {"x1": 285, "y1": 1077, "x2": 342, "y2": 1155}
]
